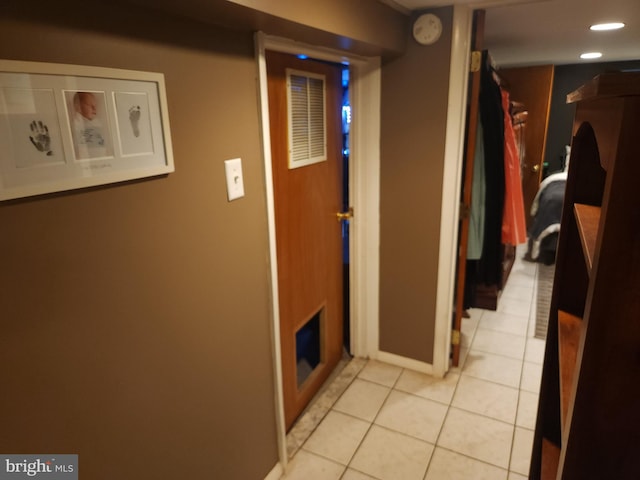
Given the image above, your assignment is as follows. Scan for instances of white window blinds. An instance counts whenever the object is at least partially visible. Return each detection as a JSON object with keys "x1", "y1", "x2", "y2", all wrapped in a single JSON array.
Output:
[{"x1": 286, "y1": 69, "x2": 326, "y2": 169}]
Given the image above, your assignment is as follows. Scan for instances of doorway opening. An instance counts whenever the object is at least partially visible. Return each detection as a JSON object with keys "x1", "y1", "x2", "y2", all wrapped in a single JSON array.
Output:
[
  {"x1": 341, "y1": 66, "x2": 351, "y2": 355},
  {"x1": 257, "y1": 31, "x2": 382, "y2": 468}
]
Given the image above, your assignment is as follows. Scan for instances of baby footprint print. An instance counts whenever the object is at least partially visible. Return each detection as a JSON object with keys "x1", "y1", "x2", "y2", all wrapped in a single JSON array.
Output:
[{"x1": 129, "y1": 105, "x2": 141, "y2": 137}]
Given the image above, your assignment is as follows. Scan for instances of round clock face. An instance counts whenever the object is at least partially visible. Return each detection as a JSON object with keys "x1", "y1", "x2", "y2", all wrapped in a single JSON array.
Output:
[{"x1": 413, "y1": 13, "x2": 443, "y2": 45}]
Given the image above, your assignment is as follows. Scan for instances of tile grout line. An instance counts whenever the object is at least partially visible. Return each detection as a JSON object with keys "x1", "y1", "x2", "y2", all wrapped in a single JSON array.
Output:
[
  {"x1": 285, "y1": 361, "x2": 392, "y2": 480},
  {"x1": 507, "y1": 258, "x2": 539, "y2": 478},
  {"x1": 507, "y1": 248, "x2": 539, "y2": 478},
  {"x1": 288, "y1": 255, "x2": 541, "y2": 479},
  {"x1": 339, "y1": 362, "x2": 404, "y2": 480},
  {"x1": 373, "y1": 367, "x2": 437, "y2": 480},
  {"x1": 287, "y1": 357, "x2": 367, "y2": 461},
  {"x1": 428, "y1": 444, "x2": 514, "y2": 476},
  {"x1": 423, "y1": 308, "x2": 480, "y2": 479},
  {"x1": 466, "y1": 307, "x2": 514, "y2": 475}
]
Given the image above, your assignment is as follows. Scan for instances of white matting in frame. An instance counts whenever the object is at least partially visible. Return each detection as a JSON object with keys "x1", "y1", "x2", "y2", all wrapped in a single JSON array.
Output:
[{"x1": 0, "y1": 59, "x2": 174, "y2": 201}]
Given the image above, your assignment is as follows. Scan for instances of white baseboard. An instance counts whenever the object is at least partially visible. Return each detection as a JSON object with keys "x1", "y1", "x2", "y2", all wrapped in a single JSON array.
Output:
[
  {"x1": 264, "y1": 462, "x2": 283, "y2": 480},
  {"x1": 373, "y1": 350, "x2": 436, "y2": 377}
]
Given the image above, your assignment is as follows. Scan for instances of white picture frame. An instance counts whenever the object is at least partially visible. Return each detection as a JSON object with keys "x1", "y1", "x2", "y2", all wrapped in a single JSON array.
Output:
[{"x1": 0, "y1": 59, "x2": 174, "y2": 201}]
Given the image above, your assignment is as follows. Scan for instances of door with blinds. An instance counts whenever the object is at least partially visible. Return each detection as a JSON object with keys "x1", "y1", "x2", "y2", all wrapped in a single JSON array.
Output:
[{"x1": 266, "y1": 50, "x2": 344, "y2": 430}]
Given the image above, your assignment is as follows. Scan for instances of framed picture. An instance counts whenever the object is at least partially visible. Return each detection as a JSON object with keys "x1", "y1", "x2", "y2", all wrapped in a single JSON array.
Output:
[{"x1": 0, "y1": 59, "x2": 174, "y2": 201}]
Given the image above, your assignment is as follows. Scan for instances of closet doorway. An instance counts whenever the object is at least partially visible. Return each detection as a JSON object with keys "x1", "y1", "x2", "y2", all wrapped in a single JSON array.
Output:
[{"x1": 453, "y1": 9, "x2": 547, "y2": 366}]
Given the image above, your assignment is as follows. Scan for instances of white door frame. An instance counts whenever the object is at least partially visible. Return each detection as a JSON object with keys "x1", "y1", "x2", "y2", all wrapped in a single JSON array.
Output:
[
  {"x1": 432, "y1": 5, "x2": 473, "y2": 376},
  {"x1": 255, "y1": 32, "x2": 381, "y2": 468}
]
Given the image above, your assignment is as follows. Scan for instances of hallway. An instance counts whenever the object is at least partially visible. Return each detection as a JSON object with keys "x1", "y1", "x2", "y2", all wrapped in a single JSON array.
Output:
[{"x1": 281, "y1": 250, "x2": 543, "y2": 479}]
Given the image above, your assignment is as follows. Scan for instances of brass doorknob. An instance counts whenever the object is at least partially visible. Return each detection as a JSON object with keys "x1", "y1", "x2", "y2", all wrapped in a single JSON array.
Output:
[
  {"x1": 532, "y1": 164, "x2": 540, "y2": 173},
  {"x1": 336, "y1": 207, "x2": 354, "y2": 222}
]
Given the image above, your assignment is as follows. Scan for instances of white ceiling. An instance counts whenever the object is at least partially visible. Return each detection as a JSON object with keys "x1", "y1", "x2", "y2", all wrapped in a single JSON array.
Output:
[{"x1": 388, "y1": 0, "x2": 640, "y2": 67}]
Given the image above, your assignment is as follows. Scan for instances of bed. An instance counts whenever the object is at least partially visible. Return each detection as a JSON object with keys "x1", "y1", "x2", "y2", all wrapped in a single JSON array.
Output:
[{"x1": 527, "y1": 171, "x2": 567, "y2": 264}]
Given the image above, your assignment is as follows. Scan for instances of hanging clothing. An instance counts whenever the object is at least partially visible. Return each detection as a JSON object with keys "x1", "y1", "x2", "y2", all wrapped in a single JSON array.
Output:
[
  {"x1": 501, "y1": 88, "x2": 527, "y2": 245},
  {"x1": 467, "y1": 120, "x2": 486, "y2": 260},
  {"x1": 477, "y1": 50, "x2": 505, "y2": 287}
]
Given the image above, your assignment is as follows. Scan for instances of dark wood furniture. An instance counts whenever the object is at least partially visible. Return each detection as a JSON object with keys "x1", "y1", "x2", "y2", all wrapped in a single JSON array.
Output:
[
  {"x1": 530, "y1": 72, "x2": 640, "y2": 478},
  {"x1": 473, "y1": 244, "x2": 515, "y2": 311}
]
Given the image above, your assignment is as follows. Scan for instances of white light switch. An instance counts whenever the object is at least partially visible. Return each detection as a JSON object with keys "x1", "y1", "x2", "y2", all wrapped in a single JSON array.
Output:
[{"x1": 224, "y1": 158, "x2": 245, "y2": 201}]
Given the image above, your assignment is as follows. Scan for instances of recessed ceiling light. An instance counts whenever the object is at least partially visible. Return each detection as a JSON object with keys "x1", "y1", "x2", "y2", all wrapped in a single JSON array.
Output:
[
  {"x1": 580, "y1": 52, "x2": 603, "y2": 59},
  {"x1": 590, "y1": 22, "x2": 625, "y2": 31}
]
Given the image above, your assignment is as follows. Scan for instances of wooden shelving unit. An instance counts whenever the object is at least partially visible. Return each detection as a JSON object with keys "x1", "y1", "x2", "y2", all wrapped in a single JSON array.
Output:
[
  {"x1": 573, "y1": 203, "x2": 599, "y2": 274},
  {"x1": 557, "y1": 310, "x2": 580, "y2": 428},
  {"x1": 541, "y1": 439, "x2": 560, "y2": 480},
  {"x1": 530, "y1": 72, "x2": 640, "y2": 479}
]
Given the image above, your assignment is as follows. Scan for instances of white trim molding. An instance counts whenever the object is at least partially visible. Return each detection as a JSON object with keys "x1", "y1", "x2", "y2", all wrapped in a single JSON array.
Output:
[
  {"x1": 432, "y1": 5, "x2": 473, "y2": 377},
  {"x1": 264, "y1": 462, "x2": 283, "y2": 480},
  {"x1": 348, "y1": 55, "x2": 381, "y2": 359},
  {"x1": 374, "y1": 350, "x2": 434, "y2": 375},
  {"x1": 255, "y1": 33, "x2": 288, "y2": 467}
]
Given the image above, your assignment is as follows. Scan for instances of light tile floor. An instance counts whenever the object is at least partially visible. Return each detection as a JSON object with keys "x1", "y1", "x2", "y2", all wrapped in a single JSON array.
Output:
[{"x1": 281, "y1": 251, "x2": 544, "y2": 480}]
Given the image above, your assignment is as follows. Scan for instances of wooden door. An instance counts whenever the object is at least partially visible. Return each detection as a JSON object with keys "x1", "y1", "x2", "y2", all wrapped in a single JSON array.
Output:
[
  {"x1": 499, "y1": 65, "x2": 555, "y2": 230},
  {"x1": 452, "y1": 10, "x2": 484, "y2": 367},
  {"x1": 266, "y1": 51, "x2": 344, "y2": 431}
]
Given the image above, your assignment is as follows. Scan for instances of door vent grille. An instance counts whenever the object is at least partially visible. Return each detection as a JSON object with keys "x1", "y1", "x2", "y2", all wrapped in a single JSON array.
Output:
[{"x1": 287, "y1": 69, "x2": 326, "y2": 169}]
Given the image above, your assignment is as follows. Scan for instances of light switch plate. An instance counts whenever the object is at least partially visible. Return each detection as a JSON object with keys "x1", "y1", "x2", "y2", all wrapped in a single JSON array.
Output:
[{"x1": 224, "y1": 158, "x2": 245, "y2": 201}]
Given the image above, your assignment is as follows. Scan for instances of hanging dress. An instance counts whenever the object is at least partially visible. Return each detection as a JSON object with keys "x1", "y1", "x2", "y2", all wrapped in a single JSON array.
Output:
[{"x1": 500, "y1": 88, "x2": 527, "y2": 245}]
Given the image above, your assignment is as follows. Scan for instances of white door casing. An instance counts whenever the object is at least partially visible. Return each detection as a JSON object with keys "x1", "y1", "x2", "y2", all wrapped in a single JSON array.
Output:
[{"x1": 255, "y1": 31, "x2": 381, "y2": 468}]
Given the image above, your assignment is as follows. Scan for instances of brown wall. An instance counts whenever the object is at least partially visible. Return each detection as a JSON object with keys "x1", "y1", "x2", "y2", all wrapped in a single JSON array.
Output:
[
  {"x1": 0, "y1": 3, "x2": 277, "y2": 479},
  {"x1": 379, "y1": 7, "x2": 453, "y2": 363},
  {"x1": 126, "y1": 0, "x2": 408, "y2": 58},
  {"x1": 0, "y1": 0, "x2": 459, "y2": 474},
  {"x1": 227, "y1": 0, "x2": 407, "y2": 54}
]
